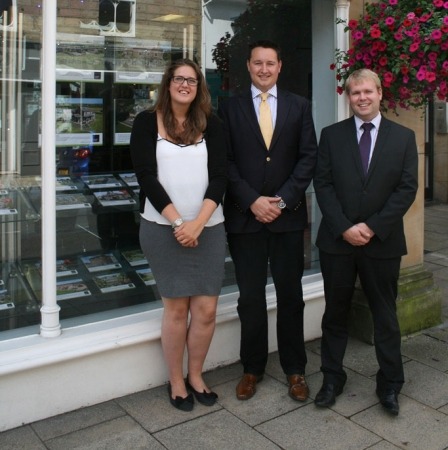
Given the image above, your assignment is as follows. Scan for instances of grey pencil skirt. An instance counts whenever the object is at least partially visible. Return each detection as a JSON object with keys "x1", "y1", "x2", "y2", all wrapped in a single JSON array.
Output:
[{"x1": 139, "y1": 218, "x2": 226, "y2": 298}]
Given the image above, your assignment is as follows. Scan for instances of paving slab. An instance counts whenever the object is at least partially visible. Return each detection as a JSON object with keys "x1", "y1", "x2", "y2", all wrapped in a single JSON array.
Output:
[
  {"x1": 307, "y1": 368, "x2": 377, "y2": 417},
  {"x1": 256, "y1": 402, "x2": 381, "y2": 450},
  {"x1": 154, "y1": 409, "x2": 280, "y2": 450},
  {"x1": 203, "y1": 361, "x2": 241, "y2": 387},
  {"x1": 115, "y1": 384, "x2": 221, "y2": 434},
  {"x1": 214, "y1": 375, "x2": 308, "y2": 427},
  {"x1": 352, "y1": 395, "x2": 448, "y2": 450},
  {"x1": 340, "y1": 338, "x2": 383, "y2": 378},
  {"x1": 0, "y1": 425, "x2": 46, "y2": 450},
  {"x1": 439, "y1": 404, "x2": 448, "y2": 415},
  {"x1": 401, "y1": 334, "x2": 448, "y2": 372},
  {"x1": 31, "y1": 401, "x2": 125, "y2": 441},
  {"x1": 45, "y1": 416, "x2": 163, "y2": 450},
  {"x1": 367, "y1": 441, "x2": 402, "y2": 449},
  {"x1": 265, "y1": 348, "x2": 321, "y2": 384},
  {"x1": 402, "y1": 360, "x2": 448, "y2": 408}
]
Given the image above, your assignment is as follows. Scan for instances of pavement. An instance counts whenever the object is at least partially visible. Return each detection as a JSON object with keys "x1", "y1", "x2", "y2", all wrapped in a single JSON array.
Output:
[{"x1": 1, "y1": 203, "x2": 448, "y2": 450}]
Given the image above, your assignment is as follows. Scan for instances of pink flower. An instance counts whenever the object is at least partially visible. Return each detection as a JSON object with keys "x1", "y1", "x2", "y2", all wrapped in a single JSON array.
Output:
[
  {"x1": 352, "y1": 30, "x2": 364, "y2": 40},
  {"x1": 409, "y1": 42, "x2": 420, "y2": 52},
  {"x1": 420, "y1": 13, "x2": 433, "y2": 23},
  {"x1": 394, "y1": 32, "x2": 403, "y2": 41},
  {"x1": 389, "y1": 0, "x2": 398, "y2": 5},
  {"x1": 411, "y1": 58, "x2": 421, "y2": 67},
  {"x1": 383, "y1": 71, "x2": 394, "y2": 82},
  {"x1": 444, "y1": 1, "x2": 448, "y2": 7},
  {"x1": 442, "y1": 61, "x2": 448, "y2": 70},
  {"x1": 403, "y1": 75, "x2": 410, "y2": 84},
  {"x1": 385, "y1": 16, "x2": 395, "y2": 26},
  {"x1": 428, "y1": 61, "x2": 437, "y2": 70},
  {"x1": 378, "y1": 41, "x2": 387, "y2": 51},
  {"x1": 330, "y1": 63, "x2": 336, "y2": 70},
  {"x1": 431, "y1": 29, "x2": 442, "y2": 39},
  {"x1": 416, "y1": 69, "x2": 426, "y2": 81},
  {"x1": 444, "y1": 17, "x2": 448, "y2": 25},
  {"x1": 348, "y1": 20, "x2": 358, "y2": 30},
  {"x1": 433, "y1": 0, "x2": 443, "y2": 7},
  {"x1": 426, "y1": 72, "x2": 436, "y2": 82},
  {"x1": 370, "y1": 27, "x2": 381, "y2": 38},
  {"x1": 379, "y1": 56, "x2": 388, "y2": 66},
  {"x1": 407, "y1": 13, "x2": 416, "y2": 20},
  {"x1": 428, "y1": 52, "x2": 439, "y2": 61}
]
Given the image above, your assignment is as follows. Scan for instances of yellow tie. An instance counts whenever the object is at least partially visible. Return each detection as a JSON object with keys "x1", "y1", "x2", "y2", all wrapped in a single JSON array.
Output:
[{"x1": 259, "y1": 92, "x2": 273, "y2": 148}]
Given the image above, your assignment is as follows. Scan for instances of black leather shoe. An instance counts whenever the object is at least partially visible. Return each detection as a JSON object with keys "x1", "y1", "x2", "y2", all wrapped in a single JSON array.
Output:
[
  {"x1": 376, "y1": 388, "x2": 399, "y2": 416},
  {"x1": 167, "y1": 383, "x2": 194, "y2": 412},
  {"x1": 314, "y1": 383, "x2": 343, "y2": 407},
  {"x1": 186, "y1": 378, "x2": 218, "y2": 406}
]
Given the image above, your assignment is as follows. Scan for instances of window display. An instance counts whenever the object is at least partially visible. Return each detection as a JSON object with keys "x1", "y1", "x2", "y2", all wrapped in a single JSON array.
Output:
[{"x1": 0, "y1": 0, "x2": 319, "y2": 334}]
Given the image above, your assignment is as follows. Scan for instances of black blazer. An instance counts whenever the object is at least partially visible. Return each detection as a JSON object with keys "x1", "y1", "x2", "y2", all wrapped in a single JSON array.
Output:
[
  {"x1": 218, "y1": 88, "x2": 317, "y2": 233},
  {"x1": 314, "y1": 116, "x2": 418, "y2": 258}
]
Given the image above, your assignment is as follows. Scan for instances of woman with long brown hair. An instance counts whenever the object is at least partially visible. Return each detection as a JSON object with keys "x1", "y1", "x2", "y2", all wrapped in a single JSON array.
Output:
[{"x1": 130, "y1": 59, "x2": 227, "y2": 411}]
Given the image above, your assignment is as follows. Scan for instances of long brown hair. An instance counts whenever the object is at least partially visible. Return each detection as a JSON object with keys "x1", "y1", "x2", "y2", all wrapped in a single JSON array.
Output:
[{"x1": 155, "y1": 59, "x2": 212, "y2": 144}]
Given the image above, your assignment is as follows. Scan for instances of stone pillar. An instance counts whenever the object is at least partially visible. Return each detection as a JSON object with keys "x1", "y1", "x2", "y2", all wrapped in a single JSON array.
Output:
[{"x1": 349, "y1": 107, "x2": 442, "y2": 343}]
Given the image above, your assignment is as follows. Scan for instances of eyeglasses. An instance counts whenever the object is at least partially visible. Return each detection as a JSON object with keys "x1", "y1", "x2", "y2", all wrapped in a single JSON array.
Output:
[{"x1": 171, "y1": 76, "x2": 199, "y2": 86}]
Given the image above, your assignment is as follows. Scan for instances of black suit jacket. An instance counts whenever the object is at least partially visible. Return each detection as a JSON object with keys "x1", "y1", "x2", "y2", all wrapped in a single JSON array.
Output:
[
  {"x1": 314, "y1": 116, "x2": 418, "y2": 258},
  {"x1": 218, "y1": 88, "x2": 317, "y2": 233}
]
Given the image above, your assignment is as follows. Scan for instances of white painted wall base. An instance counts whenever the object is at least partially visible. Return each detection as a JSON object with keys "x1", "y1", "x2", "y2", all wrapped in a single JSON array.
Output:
[{"x1": 0, "y1": 274, "x2": 324, "y2": 432}]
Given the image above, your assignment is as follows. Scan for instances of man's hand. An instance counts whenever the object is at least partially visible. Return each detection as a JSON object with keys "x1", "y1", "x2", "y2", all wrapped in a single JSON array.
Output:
[
  {"x1": 342, "y1": 223, "x2": 375, "y2": 246},
  {"x1": 250, "y1": 196, "x2": 282, "y2": 223}
]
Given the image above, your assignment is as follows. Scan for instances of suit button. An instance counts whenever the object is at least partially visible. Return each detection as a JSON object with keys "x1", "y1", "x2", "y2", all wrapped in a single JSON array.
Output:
[{"x1": 266, "y1": 157, "x2": 271, "y2": 162}]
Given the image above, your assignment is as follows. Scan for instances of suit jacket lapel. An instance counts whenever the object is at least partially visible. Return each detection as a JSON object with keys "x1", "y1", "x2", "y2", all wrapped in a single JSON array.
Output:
[
  {"x1": 270, "y1": 90, "x2": 290, "y2": 150},
  {"x1": 237, "y1": 92, "x2": 266, "y2": 148},
  {"x1": 346, "y1": 117, "x2": 365, "y2": 179},
  {"x1": 366, "y1": 117, "x2": 391, "y2": 178}
]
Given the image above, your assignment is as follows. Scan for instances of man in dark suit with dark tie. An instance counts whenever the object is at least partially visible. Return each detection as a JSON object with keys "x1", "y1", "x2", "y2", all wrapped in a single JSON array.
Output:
[
  {"x1": 314, "y1": 69, "x2": 418, "y2": 416},
  {"x1": 218, "y1": 40, "x2": 317, "y2": 402}
]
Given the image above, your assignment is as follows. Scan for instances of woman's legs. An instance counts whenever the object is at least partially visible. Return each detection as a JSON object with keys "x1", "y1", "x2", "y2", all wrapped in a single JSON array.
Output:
[
  {"x1": 161, "y1": 296, "x2": 190, "y2": 399},
  {"x1": 187, "y1": 295, "x2": 218, "y2": 392}
]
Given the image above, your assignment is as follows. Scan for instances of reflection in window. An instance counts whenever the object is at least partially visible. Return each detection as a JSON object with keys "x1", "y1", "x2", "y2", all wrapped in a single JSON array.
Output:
[{"x1": 80, "y1": 0, "x2": 136, "y2": 37}]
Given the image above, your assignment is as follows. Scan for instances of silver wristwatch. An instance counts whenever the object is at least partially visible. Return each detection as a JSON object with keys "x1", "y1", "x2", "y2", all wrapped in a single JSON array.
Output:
[
  {"x1": 171, "y1": 218, "x2": 184, "y2": 229},
  {"x1": 276, "y1": 197, "x2": 286, "y2": 209}
]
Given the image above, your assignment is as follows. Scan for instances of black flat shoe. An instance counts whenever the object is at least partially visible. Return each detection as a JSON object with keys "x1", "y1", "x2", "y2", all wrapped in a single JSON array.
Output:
[
  {"x1": 186, "y1": 378, "x2": 218, "y2": 406},
  {"x1": 167, "y1": 383, "x2": 194, "y2": 412}
]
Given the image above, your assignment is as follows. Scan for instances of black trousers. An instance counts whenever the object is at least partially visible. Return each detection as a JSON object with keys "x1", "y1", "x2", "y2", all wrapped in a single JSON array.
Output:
[
  {"x1": 319, "y1": 249, "x2": 404, "y2": 393},
  {"x1": 228, "y1": 228, "x2": 307, "y2": 376}
]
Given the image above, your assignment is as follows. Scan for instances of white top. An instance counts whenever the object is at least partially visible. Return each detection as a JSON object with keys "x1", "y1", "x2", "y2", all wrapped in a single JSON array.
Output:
[{"x1": 141, "y1": 136, "x2": 224, "y2": 227}]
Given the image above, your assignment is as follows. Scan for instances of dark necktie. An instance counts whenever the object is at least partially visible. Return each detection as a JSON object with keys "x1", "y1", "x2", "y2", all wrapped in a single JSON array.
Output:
[{"x1": 359, "y1": 122, "x2": 374, "y2": 174}]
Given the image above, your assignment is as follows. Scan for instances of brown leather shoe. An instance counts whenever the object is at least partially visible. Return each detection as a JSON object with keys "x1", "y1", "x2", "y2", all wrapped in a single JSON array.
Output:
[
  {"x1": 287, "y1": 374, "x2": 309, "y2": 402},
  {"x1": 236, "y1": 373, "x2": 263, "y2": 400}
]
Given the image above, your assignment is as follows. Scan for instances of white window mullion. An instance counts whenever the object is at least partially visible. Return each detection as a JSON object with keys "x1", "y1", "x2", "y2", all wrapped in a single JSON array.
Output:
[
  {"x1": 40, "y1": 0, "x2": 61, "y2": 338},
  {"x1": 335, "y1": 0, "x2": 350, "y2": 120}
]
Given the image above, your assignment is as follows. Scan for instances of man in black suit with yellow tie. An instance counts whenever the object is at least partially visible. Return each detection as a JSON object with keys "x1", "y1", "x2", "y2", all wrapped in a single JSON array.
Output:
[
  {"x1": 314, "y1": 69, "x2": 418, "y2": 416},
  {"x1": 218, "y1": 40, "x2": 317, "y2": 402}
]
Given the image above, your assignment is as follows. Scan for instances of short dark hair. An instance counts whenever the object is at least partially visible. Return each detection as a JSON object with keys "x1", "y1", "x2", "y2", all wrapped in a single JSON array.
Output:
[{"x1": 247, "y1": 40, "x2": 281, "y2": 62}]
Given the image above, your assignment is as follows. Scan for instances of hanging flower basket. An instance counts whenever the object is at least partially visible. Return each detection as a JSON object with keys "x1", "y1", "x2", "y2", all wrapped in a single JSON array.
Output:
[{"x1": 331, "y1": 0, "x2": 448, "y2": 112}]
